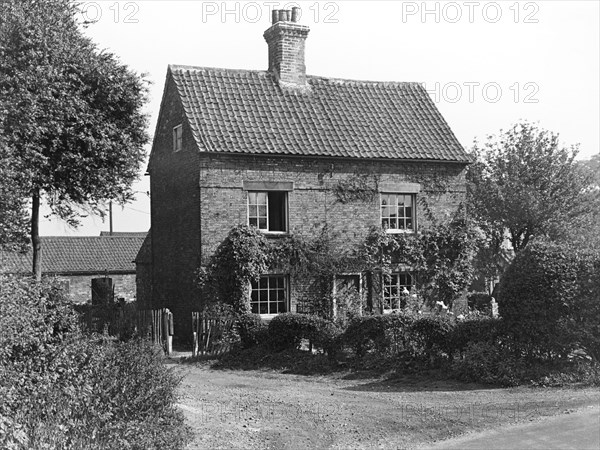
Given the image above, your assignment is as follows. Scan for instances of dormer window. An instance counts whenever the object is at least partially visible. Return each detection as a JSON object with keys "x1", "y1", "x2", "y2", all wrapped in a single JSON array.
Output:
[{"x1": 173, "y1": 124, "x2": 182, "y2": 152}]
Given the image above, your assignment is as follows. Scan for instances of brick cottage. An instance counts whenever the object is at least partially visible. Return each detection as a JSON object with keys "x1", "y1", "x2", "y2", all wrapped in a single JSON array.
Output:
[
  {"x1": 1, "y1": 233, "x2": 146, "y2": 303},
  {"x1": 144, "y1": 8, "x2": 471, "y2": 337}
]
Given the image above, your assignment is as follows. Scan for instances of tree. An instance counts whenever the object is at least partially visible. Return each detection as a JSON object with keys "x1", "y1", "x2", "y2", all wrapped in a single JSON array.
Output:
[
  {"x1": 0, "y1": 133, "x2": 30, "y2": 251},
  {"x1": 0, "y1": 0, "x2": 149, "y2": 279},
  {"x1": 467, "y1": 122, "x2": 596, "y2": 252}
]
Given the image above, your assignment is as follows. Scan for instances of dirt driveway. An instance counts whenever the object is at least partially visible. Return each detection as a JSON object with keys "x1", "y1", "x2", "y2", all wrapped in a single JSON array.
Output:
[{"x1": 174, "y1": 363, "x2": 599, "y2": 449}]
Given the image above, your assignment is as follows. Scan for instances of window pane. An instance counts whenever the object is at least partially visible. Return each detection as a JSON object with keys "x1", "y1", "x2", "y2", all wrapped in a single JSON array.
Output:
[
  {"x1": 268, "y1": 192, "x2": 286, "y2": 232},
  {"x1": 260, "y1": 302, "x2": 267, "y2": 314},
  {"x1": 249, "y1": 192, "x2": 257, "y2": 204},
  {"x1": 251, "y1": 303, "x2": 259, "y2": 314},
  {"x1": 258, "y1": 218, "x2": 267, "y2": 229},
  {"x1": 257, "y1": 192, "x2": 267, "y2": 204},
  {"x1": 258, "y1": 205, "x2": 267, "y2": 218}
]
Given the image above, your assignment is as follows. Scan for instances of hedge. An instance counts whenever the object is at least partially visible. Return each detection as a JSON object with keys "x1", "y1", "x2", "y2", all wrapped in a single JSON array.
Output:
[{"x1": 497, "y1": 242, "x2": 600, "y2": 360}]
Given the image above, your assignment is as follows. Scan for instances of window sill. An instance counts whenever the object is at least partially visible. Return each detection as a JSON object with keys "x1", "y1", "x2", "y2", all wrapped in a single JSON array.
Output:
[
  {"x1": 261, "y1": 231, "x2": 290, "y2": 238},
  {"x1": 258, "y1": 314, "x2": 280, "y2": 323}
]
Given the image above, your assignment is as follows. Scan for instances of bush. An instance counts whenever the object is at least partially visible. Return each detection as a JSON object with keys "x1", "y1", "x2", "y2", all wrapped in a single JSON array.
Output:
[
  {"x1": 268, "y1": 313, "x2": 340, "y2": 355},
  {"x1": 0, "y1": 276, "x2": 191, "y2": 449},
  {"x1": 497, "y1": 242, "x2": 600, "y2": 360},
  {"x1": 450, "y1": 314, "x2": 503, "y2": 355},
  {"x1": 410, "y1": 314, "x2": 455, "y2": 358},
  {"x1": 237, "y1": 313, "x2": 269, "y2": 349},
  {"x1": 467, "y1": 292, "x2": 494, "y2": 314},
  {"x1": 342, "y1": 313, "x2": 415, "y2": 358},
  {"x1": 451, "y1": 341, "x2": 521, "y2": 386}
]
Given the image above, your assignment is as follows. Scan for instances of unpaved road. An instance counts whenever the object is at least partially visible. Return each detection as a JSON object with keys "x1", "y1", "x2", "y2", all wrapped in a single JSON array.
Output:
[
  {"x1": 174, "y1": 363, "x2": 599, "y2": 449},
  {"x1": 424, "y1": 405, "x2": 599, "y2": 449}
]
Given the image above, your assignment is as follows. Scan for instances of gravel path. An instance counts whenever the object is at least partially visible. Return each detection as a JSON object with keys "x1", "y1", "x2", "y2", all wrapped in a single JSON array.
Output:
[{"x1": 174, "y1": 363, "x2": 599, "y2": 449}]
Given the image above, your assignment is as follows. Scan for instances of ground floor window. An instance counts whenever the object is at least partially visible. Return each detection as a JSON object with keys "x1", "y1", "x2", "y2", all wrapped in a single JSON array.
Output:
[
  {"x1": 250, "y1": 275, "x2": 288, "y2": 315},
  {"x1": 383, "y1": 272, "x2": 413, "y2": 312}
]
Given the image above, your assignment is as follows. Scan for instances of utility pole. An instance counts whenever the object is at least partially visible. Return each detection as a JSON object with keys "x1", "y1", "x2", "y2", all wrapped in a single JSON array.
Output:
[{"x1": 109, "y1": 201, "x2": 113, "y2": 235}]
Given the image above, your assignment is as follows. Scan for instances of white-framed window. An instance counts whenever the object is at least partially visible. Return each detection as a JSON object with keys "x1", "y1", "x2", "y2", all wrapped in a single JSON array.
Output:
[
  {"x1": 173, "y1": 124, "x2": 182, "y2": 152},
  {"x1": 383, "y1": 272, "x2": 413, "y2": 312},
  {"x1": 381, "y1": 193, "x2": 415, "y2": 233},
  {"x1": 251, "y1": 275, "x2": 288, "y2": 315},
  {"x1": 248, "y1": 191, "x2": 287, "y2": 233}
]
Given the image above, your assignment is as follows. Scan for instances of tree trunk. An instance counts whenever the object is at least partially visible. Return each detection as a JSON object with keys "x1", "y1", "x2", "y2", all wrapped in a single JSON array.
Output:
[{"x1": 31, "y1": 189, "x2": 42, "y2": 281}]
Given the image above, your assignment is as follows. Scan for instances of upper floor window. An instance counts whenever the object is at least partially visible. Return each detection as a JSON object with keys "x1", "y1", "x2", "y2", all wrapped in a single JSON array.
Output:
[
  {"x1": 173, "y1": 124, "x2": 182, "y2": 152},
  {"x1": 248, "y1": 191, "x2": 287, "y2": 233},
  {"x1": 383, "y1": 272, "x2": 413, "y2": 312},
  {"x1": 251, "y1": 275, "x2": 288, "y2": 315},
  {"x1": 381, "y1": 193, "x2": 415, "y2": 233}
]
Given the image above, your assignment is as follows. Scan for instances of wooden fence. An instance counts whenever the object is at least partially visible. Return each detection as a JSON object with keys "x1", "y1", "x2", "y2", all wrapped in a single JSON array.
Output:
[
  {"x1": 192, "y1": 312, "x2": 235, "y2": 357},
  {"x1": 137, "y1": 308, "x2": 173, "y2": 354},
  {"x1": 78, "y1": 304, "x2": 173, "y2": 354}
]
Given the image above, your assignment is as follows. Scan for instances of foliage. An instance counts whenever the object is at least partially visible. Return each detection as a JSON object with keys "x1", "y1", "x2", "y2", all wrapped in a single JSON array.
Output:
[
  {"x1": 342, "y1": 313, "x2": 416, "y2": 358},
  {"x1": 332, "y1": 173, "x2": 379, "y2": 204},
  {"x1": 0, "y1": 135, "x2": 29, "y2": 251},
  {"x1": 267, "y1": 313, "x2": 341, "y2": 355},
  {"x1": 466, "y1": 292, "x2": 494, "y2": 314},
  {"x1": 236, "y1": 313, "x2": 269, "y2": 349},
  {"x1": 198, "y1": 225, "x2": 270, "y2": 313},
  {"x1": 497, "y1": 241, "x2": 600, "y2": 360},
  {"x1": 451, "y1": 341, "x2": 521, "y2": 386},
  {"x1": 0, "y1": 276, "x2": 191, "y2": 449},
  {"x1": 467, "y1": 122, "x2": 597, "y2": 252},
  {"x1": 0, "y1": 0, "x2": 149, "y2": 277},
  {"x1": 410, "y1": 314, "x2": 455, "y2": 357},
  {"x1": 449, "y1": 314, "x2": 503, "y2": 354},
  {"x1": 361, "y1": 212, "x2": 480, "y2": 307}
]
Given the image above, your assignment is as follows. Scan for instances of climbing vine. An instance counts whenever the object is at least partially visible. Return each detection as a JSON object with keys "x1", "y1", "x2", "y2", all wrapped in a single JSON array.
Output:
[
  {"x1": 197, "y1": 209, "x2": 480, "y2": 315},
  {"x1": 332, "y1": 173, "x2": 379, "y2": 204}
]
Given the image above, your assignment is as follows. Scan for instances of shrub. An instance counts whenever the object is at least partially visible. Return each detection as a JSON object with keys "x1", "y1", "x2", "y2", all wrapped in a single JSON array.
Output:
[
  {"x1": 451, "y1": 341, "x2": 521, "y2": 386},
  {"x1": 0, "y1": 276, "x2": 191, "y2": 449},
  {"x1": 237, "y1": 313, "x2": 269, "y2": 349},
  {"x1": 467, "y1": 292, "x2": 494, "y2": 315},
  {"x1": 342, "y1": 313, "x2": 415, "y2": 358},
  {"x1": 268, "y1": 313, "x2": 340, "y2": 354},
  {"x1": 410, "y1": 314, "x2": 455, "y2": 358},
  {"x1": 497, "y1": 241, "x2": 600, "y2": 360},
  {"x1": 450, "y1": 314, "x2": 503, "y2": 355}
]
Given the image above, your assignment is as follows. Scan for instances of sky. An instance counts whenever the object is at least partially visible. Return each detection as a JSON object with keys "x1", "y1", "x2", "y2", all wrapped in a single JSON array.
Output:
[{"x1": 39, "y1": 0, "x2": 600, "y2": 236}]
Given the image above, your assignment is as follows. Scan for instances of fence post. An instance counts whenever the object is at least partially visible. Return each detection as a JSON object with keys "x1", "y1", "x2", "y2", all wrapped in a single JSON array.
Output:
[{"x1": 162, "y1": 308, "x2": 172, "y2": 355}]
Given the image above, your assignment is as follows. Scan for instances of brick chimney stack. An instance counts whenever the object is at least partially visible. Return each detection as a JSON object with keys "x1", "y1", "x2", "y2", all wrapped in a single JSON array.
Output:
[{"x1": 263, "y1": 7, "x2": 310, "y2": 88}]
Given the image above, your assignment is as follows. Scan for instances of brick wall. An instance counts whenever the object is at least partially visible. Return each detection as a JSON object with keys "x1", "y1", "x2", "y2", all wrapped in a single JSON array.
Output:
[
  {"x1": 54, "y1": 273, "x2": 136, "y2": 304},
  {"x1": 199, "y1": 152, "x2": 467, "y2": 315},
  {"x1": 149, "y1": 73, "x2": 201, "y2": 338},
  {"x1": 199, "y1": 153, "x2": 466, "y2": 255}
]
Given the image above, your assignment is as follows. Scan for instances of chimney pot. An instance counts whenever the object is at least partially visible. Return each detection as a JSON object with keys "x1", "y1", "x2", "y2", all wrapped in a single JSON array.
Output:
[
  {"x1": 272, "y1": 9, "x2": 278, "y2": 24},
  {"x1": 291, "y1": 7, "x2": 299, "y2": 22}
]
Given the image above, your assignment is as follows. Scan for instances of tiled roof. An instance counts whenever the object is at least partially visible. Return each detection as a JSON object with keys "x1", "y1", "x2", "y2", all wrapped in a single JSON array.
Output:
[
  {"x1": 168, "y1": 65, "x2": 470, "y2": 162},
  {"x1": 0, "y1": 235, "x2": 147, "y2": 275},
  {"x1": 134, "y1": 231, "x2": 152, "y2": 264},
  {"x1": 99, "y1": 231, "x2": 148, "y2": 237}
]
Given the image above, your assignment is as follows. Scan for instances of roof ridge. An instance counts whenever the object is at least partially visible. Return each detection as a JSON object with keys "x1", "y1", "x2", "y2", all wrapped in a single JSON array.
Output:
[{"x1": 169, "y1": 64, "x2": 424, "y2": 86}]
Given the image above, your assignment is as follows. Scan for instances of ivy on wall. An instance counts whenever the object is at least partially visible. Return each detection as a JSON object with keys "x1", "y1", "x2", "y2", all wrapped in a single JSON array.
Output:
[
  {"x1": 197, "y1": 207, "x2": 479, "y2": 316},
  {"x1": 332, "y1": 173, "x2": 379, "y2": 204}
]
